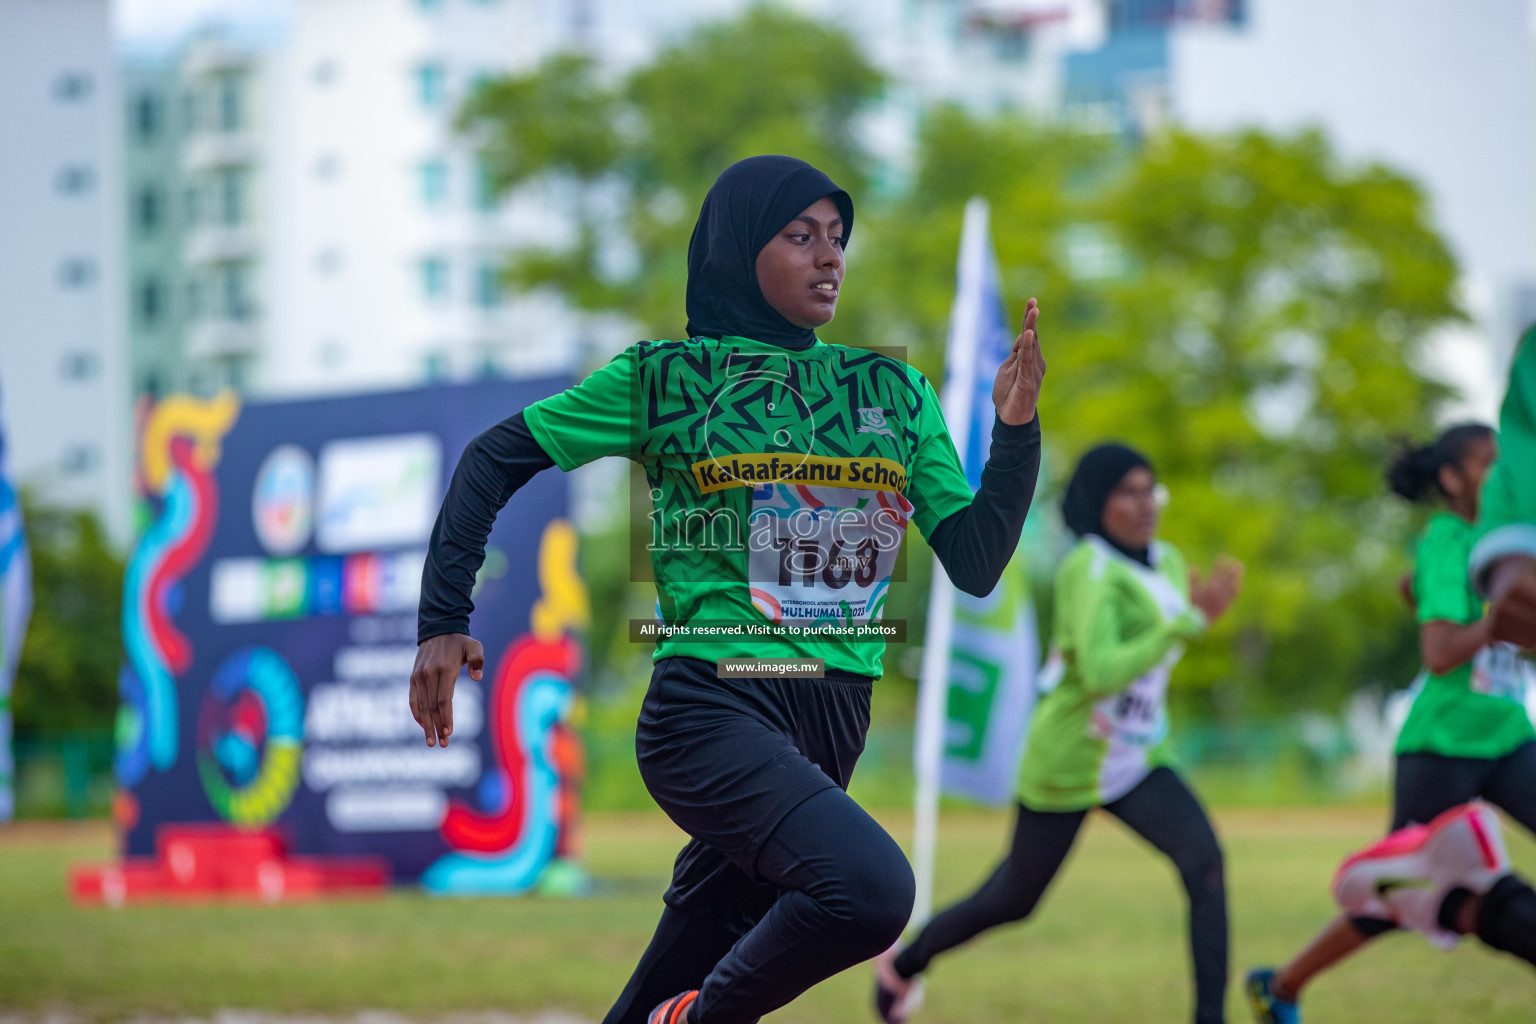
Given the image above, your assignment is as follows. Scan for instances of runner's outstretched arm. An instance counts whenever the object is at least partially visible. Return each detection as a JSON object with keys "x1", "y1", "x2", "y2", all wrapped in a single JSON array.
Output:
[
  {"x1": 926, "y1": 416, "x2": 1040, "y2": 597},
  {"x1": 411, "y1": 410, "x2": 556, "y2": 747},
  {"x1": 926, "y1": 297, "x2": 1047, "y2": 598}
]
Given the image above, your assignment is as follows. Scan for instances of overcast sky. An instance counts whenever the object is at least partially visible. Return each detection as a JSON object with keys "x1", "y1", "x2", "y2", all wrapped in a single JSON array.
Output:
[{"x1": 115, "y1": 0, "x2": 294, "y2": 47}]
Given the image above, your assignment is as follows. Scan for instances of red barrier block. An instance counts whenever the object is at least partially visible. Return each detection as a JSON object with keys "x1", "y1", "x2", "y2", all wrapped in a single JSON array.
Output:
[{"x1": 69, "y1": 824, "x2": 390, "y2": 905}]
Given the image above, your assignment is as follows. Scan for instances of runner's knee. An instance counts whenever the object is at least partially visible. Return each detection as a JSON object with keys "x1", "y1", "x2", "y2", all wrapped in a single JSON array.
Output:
[
  {"x1": 980, "y1": 865, "x2": 1049, "y2": 924},
  {"x1": 770, "y1": 794, "x2": 915, "y2": 955},
  {"x1": 1177, "y1": 836, "x2": 1225, "y2": 899},
  {"x1": 838, "y1": 839, "x2": 915, "y2": 955},
  {"x1": 799, "y1": 833, "x2": 913, "y2": 960}
]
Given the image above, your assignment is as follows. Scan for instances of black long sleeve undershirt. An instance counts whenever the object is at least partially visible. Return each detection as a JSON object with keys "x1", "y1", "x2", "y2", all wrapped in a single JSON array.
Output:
[
  {"x1": 418, "y1": 411, "x2": 555, "y2": 643},
  {"x1": 927, "y1": 414, "x2": 1042, "y2": 598},
  {"x1": 417, "y1": 410, "x2": 1042, "y2": 643}
]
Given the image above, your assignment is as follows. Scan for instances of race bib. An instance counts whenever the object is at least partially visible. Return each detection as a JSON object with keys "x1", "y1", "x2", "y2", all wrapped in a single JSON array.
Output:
[
  {"x1": 1088, "y1": 661, "x2": 1172, "y2": 749},
  {"x1": 1089, "y1": 658, "x2": 1173, "y2": 802},
  {"x1": 745, "y1": 482, "x2": 910, "y2": 626},
  {"x1": 1471, "y1": 642, "x2": 1530, "y2": 703}
]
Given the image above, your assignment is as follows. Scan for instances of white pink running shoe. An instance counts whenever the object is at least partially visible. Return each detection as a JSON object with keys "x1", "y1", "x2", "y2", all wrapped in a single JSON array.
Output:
[{"x1": 1331, "y1": 801, "x2": 1511, "y2": 947}]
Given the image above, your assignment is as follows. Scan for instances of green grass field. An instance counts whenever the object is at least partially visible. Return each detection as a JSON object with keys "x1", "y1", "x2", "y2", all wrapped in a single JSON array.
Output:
[{"x1": 2, "y1": 807, "x2": 1534, "y2": 1023}]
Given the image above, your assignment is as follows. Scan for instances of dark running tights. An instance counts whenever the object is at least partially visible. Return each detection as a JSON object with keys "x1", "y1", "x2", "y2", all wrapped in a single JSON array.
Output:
[
  {"x1": 602, "y1": 786, "x2": 915, "y2": 1024},
  {"x1": 893, "y1": 767, "x2": 1228, "y2": 1024},
  {"x1": 1473, "y1": 875, "x2": 1536, "y2": 967}
]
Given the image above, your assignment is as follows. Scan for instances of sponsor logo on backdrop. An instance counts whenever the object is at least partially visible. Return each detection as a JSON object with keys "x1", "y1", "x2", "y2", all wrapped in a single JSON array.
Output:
[
  {"x1": 209, "y1": 551, "x2": 426, "y2": 624},
  {"x1": 252, "y1": 445, "x2": 315, "y2": 556},
  {"x1": 317, "y1": 434, "x2": 440, "y2": 553}
]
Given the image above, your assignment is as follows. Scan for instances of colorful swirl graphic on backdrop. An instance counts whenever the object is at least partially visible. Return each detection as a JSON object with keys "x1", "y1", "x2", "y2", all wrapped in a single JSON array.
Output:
[
  {"x1": 117, "y1": 394, "x2": 239, "y2": 786},
  {"x1": 421, "y1": 519, "x2": 587, "y2": 894},
  {"x1": 196, "y1": 646, "x2": 304, "y2": 825},
  {"x1": 420, "y1": 633, "x2": 580, "y2": 893}
]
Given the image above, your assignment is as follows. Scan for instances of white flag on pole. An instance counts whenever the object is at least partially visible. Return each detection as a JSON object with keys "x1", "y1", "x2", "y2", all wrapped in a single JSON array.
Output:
[
  {"x1": 0, "y1": 385, "x2": 34, "y2": 822},
  {"x1": 912, "y1": 198, "x2": 1041, "y2": 923}
]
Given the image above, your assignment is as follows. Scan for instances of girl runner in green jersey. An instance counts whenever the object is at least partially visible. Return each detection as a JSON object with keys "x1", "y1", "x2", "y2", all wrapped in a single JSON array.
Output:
[
  {"x1": 1247, "y1": 421, "x2": 1536, "y2": 1024},
  {"x1": 410, "y1": 156, "x2": 1047, "y2": 1024},
  {"x1": 875, "y1": 443, "x2": 1243, "y2": 1024}
]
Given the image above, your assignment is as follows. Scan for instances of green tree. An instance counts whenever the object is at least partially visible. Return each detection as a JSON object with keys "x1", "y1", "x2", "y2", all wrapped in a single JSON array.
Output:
[
  {"x1": 867, "y1": 118, "x2": 1457, "y2": 714},
  {"x1": 459, "y1": 4, "x2": 885, "y2": 342},
  {"x1": 1083, "y1": 128, "x2": 1458, "y2": 714},
  {"x1": 12, "y1": 494, "x2": 123, "y2": 734},
  {"x1": 826, "y1": 104, "x2": 1113, "y2": 379}
]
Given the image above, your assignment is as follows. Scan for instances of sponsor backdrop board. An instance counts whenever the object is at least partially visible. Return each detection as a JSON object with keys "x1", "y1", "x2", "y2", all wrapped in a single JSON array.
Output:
[{"x1": 115, "y1": 379, "x2": 586, "y2": 892}]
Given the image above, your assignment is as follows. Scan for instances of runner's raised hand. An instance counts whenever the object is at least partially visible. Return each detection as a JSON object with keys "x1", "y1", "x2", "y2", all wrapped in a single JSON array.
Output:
[
  {"x1": 1190, "y1": 556, "x2": 1244, "y2": 623},
  {"x1": 993, "y1": 298, "x2": 1046, "y2": 426}
]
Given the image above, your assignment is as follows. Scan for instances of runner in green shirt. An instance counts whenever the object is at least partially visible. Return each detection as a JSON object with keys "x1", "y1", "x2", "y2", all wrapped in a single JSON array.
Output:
[
  {"x1": 410, "y1": 155, "x2": 1047, "y2": 1024},
  {"x1": 1248, "y1": 419, "x2": 1536, "y2": 1023},
  {"x1": 877, "y1": 443, "x2": 1243, "y2": 1024},
  {"x1": 1397, "y1": 503, "x2": 1534, "y2": 760}
]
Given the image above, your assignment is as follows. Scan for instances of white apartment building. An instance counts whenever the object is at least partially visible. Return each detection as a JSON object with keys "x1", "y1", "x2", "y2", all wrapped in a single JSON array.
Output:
[
  {"x1": 175, "y1": 30, "x2": 290, "y2": 394},
  {"x1": 0, "y1": 0, "x2": 130, "y2": 546},
  {"x1": 263, "y1": 0, "x2": 577, "y2": 396},
  {"x1": 123, "y1": 26, "x2": 293, "y2": 399},
  {"x1": 123, "y1": 56, "x2": 188, "y2": 400}
]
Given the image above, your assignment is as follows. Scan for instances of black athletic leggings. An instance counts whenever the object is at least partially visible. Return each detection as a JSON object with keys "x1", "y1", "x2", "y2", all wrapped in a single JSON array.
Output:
[
  {"x1": 602, "y1": 658, "x2": 914, "y2": 1024},
  {"x1": 893, "y1": 767, "x2": 1228, "y2": 1024},
  {"x1": 1350, "y1": 741, "x2": 1536, "y2": 940},
  {"x1": 1389, "y1": 742, "x2": 1536, "y2": 833},
  {"x1": 604, "y1": 788, "x2": 913, "y2": 1024}
]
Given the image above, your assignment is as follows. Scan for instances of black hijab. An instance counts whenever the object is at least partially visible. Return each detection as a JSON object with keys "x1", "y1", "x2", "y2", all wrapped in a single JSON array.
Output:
[
  {"x1": 684, "y1": 155, "x2": 854, "y2": 349},
  {"x1": 1061, "y1": 443, "x2": 1153, "y2": 566}
]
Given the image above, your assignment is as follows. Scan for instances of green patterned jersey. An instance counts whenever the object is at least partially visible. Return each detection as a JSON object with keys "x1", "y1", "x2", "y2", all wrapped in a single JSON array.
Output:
[
  {"x1": 1397, "y1": 512, "x2": 1535, "y2": 759},
  {"x1": 523, "y1": 335, "x2": 975, "y2": 678}
]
